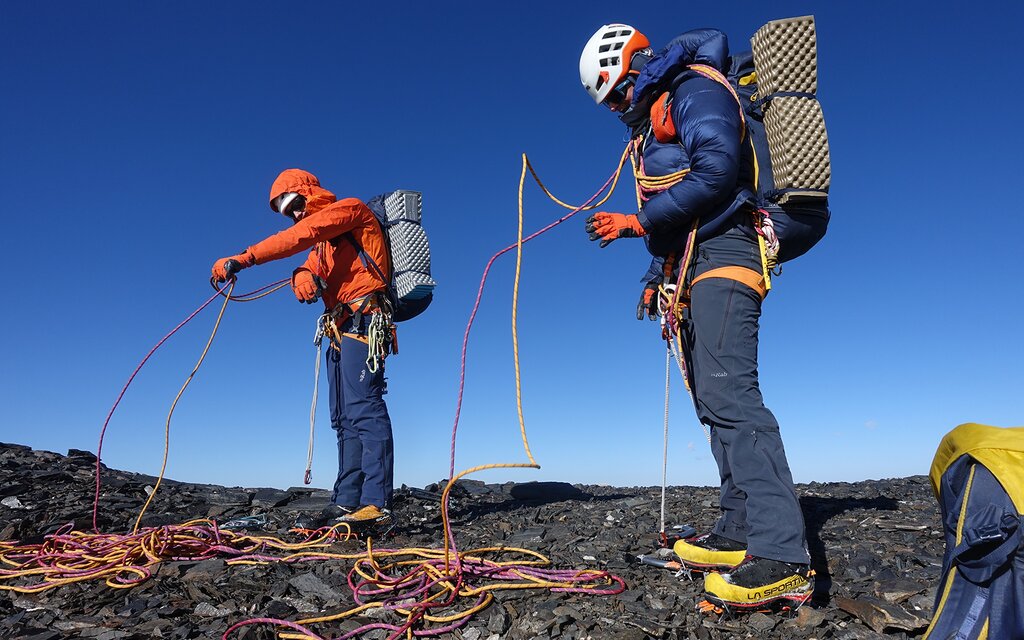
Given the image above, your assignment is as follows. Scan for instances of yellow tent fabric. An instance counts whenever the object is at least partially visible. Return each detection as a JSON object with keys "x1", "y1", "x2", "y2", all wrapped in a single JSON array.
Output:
[{"x1": 930, "y1": 423, "x2": 1024, "y2": 513}]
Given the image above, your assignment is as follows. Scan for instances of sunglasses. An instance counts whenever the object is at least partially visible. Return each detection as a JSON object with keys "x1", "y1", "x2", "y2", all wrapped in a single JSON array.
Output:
[
  {"x1": 602, "y1": 76, "x2": 635, "y2": 109},
  {"x1": 271, "y1": 192, "x2": 307, "y2": 221}
]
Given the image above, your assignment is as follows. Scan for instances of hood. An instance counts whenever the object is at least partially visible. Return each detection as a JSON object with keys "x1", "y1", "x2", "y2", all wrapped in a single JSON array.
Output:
[
  {"x1": 268, "y1": 168, "x2": 337, "y2": 215},
  {"x1": 619, "y1": 28, "x2": 731, "y2": 128}
]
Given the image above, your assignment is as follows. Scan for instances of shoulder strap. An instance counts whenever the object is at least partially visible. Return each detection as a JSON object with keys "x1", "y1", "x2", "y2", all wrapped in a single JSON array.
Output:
[
  {"x1": 687, "y1": 64, "x2": 745, "y2": 138},
  {"x1": 344, "y1": 233, "x2": 389, "y2": 287},
  {"x1": 650, "y1": 64, "x2": 746, "y2": 144}
]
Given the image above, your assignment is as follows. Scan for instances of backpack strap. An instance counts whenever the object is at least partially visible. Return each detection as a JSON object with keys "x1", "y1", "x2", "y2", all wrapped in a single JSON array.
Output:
[
  {"x1": 344, "y1": 232, "x2": 389, "y2": 287},
  {"x1": 647, "y1": 64, "x2": 746, "y2": 145}
]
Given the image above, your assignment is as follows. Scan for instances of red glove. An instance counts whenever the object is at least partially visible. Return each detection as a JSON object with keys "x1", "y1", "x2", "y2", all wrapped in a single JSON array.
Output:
[
  {"x1": 585, "y1": 212, "x2": 647, "y2": 248},
  {"x1": 291, "y1": 268, "x2": 327, "y2": 304},
  {"x1": 211, "y1": 252, "x2": 255, "y2": 282}
]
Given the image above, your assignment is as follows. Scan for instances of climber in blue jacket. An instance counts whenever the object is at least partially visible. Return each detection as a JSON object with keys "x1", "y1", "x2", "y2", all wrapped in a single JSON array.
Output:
[{"x1": 579, "y1": 24, "x2": 813, "y2": 611}]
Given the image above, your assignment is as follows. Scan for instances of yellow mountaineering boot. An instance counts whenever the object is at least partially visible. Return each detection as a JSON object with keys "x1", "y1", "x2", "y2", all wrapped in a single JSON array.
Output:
[
  {"x1": 339, "y1": 504, "x2": 394, "y2": 529},
  {"x1": 673, "y1": 533, "x2": 747, "y2": 572},
  {"x1": 702, "y1": 555, "x2": 814, "y2": 612}
]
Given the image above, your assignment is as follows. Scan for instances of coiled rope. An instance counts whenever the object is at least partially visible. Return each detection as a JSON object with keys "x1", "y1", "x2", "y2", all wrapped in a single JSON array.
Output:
[
  {"x1": 223, "y1": 149, "x2": 635, "y2": 639},
  {"x1": 1, "y1": 148, "x2": 636, "y2": 639}
]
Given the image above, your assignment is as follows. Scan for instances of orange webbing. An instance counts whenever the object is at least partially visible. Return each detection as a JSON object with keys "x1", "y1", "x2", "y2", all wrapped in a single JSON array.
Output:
[{"x1": 689, "y1": 266, "x2": 767, "y2": 300}]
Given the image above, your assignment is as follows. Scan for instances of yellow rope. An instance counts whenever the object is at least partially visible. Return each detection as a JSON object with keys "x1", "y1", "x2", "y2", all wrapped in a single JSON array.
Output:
[
  {"x1": 133, "y1": 279, "x2": 235, "y2": 533},
  {"x1": 513, "y1": 154, "x2": 537, "y2": 468},
  {"x1": 3, "y1": 150, "x2": 635, "y2": 637},
  {"x1": 524, "y1": 143, "x2": 632, "y2": 211}
]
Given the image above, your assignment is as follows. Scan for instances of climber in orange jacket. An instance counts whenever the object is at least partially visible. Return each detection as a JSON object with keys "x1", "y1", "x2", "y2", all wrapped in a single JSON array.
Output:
[{"x1": 212, "y1": 169, "x2": 395, "y2": 528}]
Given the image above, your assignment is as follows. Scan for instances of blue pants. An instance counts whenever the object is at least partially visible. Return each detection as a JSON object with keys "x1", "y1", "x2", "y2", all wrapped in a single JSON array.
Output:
[
  {"x1": 682, "y1": 223, "x2": 809, "y2": 564},
  {"x1": 325, "y1": 330, "x2": 394, "y2": 509}
]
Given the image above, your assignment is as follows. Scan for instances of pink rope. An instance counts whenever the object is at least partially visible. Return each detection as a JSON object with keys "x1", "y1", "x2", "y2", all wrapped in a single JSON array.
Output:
[
  {"x1": 448, "y1": 156, "x2": 628, "y2": 479},
  {"x1": 92, "y1": 278, "x2": 287, "y2": 532}
]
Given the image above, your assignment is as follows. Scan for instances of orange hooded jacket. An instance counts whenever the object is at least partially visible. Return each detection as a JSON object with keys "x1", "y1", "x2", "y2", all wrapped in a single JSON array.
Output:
[{"x1": 247, "y1": 169, "x2": 390, "y2": 312}]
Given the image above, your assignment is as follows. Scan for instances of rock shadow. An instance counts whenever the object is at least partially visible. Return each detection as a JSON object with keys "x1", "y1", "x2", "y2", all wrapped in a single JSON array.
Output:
[
  {"x1": 800, "y1": 494, "x2": 900, "y2": 605},
  {"x1": 452, "y1": 482, "x2": 635, "y2": 521}
]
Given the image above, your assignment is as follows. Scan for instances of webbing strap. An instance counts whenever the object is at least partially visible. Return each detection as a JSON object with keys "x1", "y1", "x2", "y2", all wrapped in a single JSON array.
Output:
[{"x1": 690, "y1": 266, "x2": 767, "y2": 300}]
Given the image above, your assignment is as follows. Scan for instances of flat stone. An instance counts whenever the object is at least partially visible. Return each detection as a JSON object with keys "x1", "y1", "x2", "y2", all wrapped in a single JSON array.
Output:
[
  {"x1": 193, "y1": 602, "x2": 228, "y2": 617},
  {"x1": 835, "y1": 595, "x2": 930, "y2": 634},
  {"x1": 13, "y1": 632, "x2": 61, "y2": 640},
  {"x1": 747, "y1": 611, "x2": 776, "y2": 631},
  {"x1": 506, "y1": 526, "x2": 546, "y2": 544},
  {"x1": 181, "y1": 559, "x2": 226, "y2": 582},
  {"x1": 1, "y1": 483, "x2": 28, "y2": 498},
  {"x1": 284, "y1": 496, "x2": 332, "y2": 511},
  {"x1": 2, "y1": 497, "x2": 26, "y2": 509},
  {"x1": 288, "y1": 572, "x2": 341, "y2": 601},
  {"x1": 252, "y1": 488, "x2": 291, "y2": 508},
  {"x1": 872, "y1": 577, "x2": 926, "y2": 603},
  {"x1": 204, "y1": 489, "x2": 251, "y2": 507},
  {"x1": 784, "y1": 605, "x2": 826, "y2": 630},
  {"x1": 66, "y1": 449, "x2": 98, "y2": 462}
]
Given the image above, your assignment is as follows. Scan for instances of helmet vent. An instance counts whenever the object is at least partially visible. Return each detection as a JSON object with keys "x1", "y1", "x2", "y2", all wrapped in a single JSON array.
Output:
[
  {"x1": 600, "y1": 56, "x2": 620, "y2": 68},
  {"x1": 599, "y1": 44, "x2": 611, "y2": 53}
]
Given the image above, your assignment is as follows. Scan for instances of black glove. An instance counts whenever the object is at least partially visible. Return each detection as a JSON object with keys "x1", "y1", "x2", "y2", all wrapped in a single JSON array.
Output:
[{"x1": 637, "y1": 280, "x2": 661, "y2": 321}]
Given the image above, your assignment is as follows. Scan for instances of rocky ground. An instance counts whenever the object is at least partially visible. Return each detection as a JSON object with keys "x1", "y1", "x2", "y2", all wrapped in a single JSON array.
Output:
[{"x1": 0, "y1": 442, "x2": 945, "y2": 639}]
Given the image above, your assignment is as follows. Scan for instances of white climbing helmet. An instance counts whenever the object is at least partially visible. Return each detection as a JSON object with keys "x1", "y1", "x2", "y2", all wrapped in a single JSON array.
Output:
[{"x1": 579, "y1": 24, "x2": 650, "y2": 104}]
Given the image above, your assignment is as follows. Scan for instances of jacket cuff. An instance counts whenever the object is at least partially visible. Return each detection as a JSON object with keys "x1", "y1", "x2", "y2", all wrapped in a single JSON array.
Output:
[
  {"x1": 242, "y1": 249, "x2": 260, "y2": 266},
  {"x1": 636, "y1": 211, "x2": 654, "y2": 233}
]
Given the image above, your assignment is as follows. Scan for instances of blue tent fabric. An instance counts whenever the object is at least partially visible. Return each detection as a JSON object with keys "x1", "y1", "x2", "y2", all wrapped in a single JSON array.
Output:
[{"x1": 925, "y1": 430, "x2": 1024, "y2": 640}]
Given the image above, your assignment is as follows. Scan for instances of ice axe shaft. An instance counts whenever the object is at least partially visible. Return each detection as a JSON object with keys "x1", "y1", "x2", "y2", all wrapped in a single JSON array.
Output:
[{"x1": 637, "y1": 554, "x2": 682, "y2": 571}]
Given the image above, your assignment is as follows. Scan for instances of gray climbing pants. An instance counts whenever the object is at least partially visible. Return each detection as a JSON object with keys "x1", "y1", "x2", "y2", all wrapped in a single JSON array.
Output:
[{"x1": 682, "y1": 224, "x2": 809, "y2": 565}]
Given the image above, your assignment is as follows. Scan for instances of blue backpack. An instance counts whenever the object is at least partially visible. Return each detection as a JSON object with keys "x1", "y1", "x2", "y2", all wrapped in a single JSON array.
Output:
[
  {"x1": 926, "y1": 423, "x2": 1024, "y2": 640},
  {"x1": 629, "y1": 23, "x2": 831, "y2": 265},
  {"x1": 728, "y1": 51, "x2": 830, "y2": 264},
  {"x1": 346, "y1": 190, "x2": 435, "y2": 322}
]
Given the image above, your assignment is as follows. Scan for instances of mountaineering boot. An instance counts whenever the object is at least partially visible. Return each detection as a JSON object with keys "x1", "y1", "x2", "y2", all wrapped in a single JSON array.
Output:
[
  {"x1": 340, "y1": 505, "x2": 394, "y2": 530},
  {"x1": 293, "y1": 504, "x2": 354, "y2": 530},
  {"x1": 702, "y1": 555, "x2": 814, "y2": 612},
  {"x1": 673, "y1": 533, "x2": 747, "y2": 571}
]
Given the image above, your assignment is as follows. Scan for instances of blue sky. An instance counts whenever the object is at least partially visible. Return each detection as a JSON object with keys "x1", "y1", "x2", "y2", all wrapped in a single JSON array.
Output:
[{"x1": 1, "y1": 1, "x2": 1021, "y2": 494}]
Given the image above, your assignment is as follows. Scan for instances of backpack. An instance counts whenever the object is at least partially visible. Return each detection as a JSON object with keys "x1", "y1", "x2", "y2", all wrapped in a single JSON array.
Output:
[
  {"x1": 639, "y1": 17, "x2": 832, "y2": 265},
  {"x1": 925, "y1": 423, "x2": 1024, "y2": 640},
  {"x1": 346, "y1": 190, "x2": 435, "y2": 322},
  {"x1": 736, "y1": 15, "x2": 831, "y2": 264}
]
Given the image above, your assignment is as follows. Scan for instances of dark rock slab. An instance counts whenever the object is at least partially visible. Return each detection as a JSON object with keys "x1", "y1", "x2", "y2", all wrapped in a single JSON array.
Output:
[
  {"x1": 508, "y1": 481, "x2": 586, "y2": 502},
  {"x1": 204, "y1": 489, "x2": 251, "y2": 507},
  {"x1": 0, "y1": 442, "x2": 949, "y2": 640},
  {"x1": 252, "y1": 488, "x2": 291, "y2": 508},
  {"x1": 288, "y1": 572, "x2": 342, "y2": 601}
]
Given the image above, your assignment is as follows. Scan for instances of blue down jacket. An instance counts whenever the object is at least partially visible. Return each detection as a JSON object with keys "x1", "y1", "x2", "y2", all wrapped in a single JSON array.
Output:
[{"x1": 628, "y1": 29, "x2": 755, "y2": 271}]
